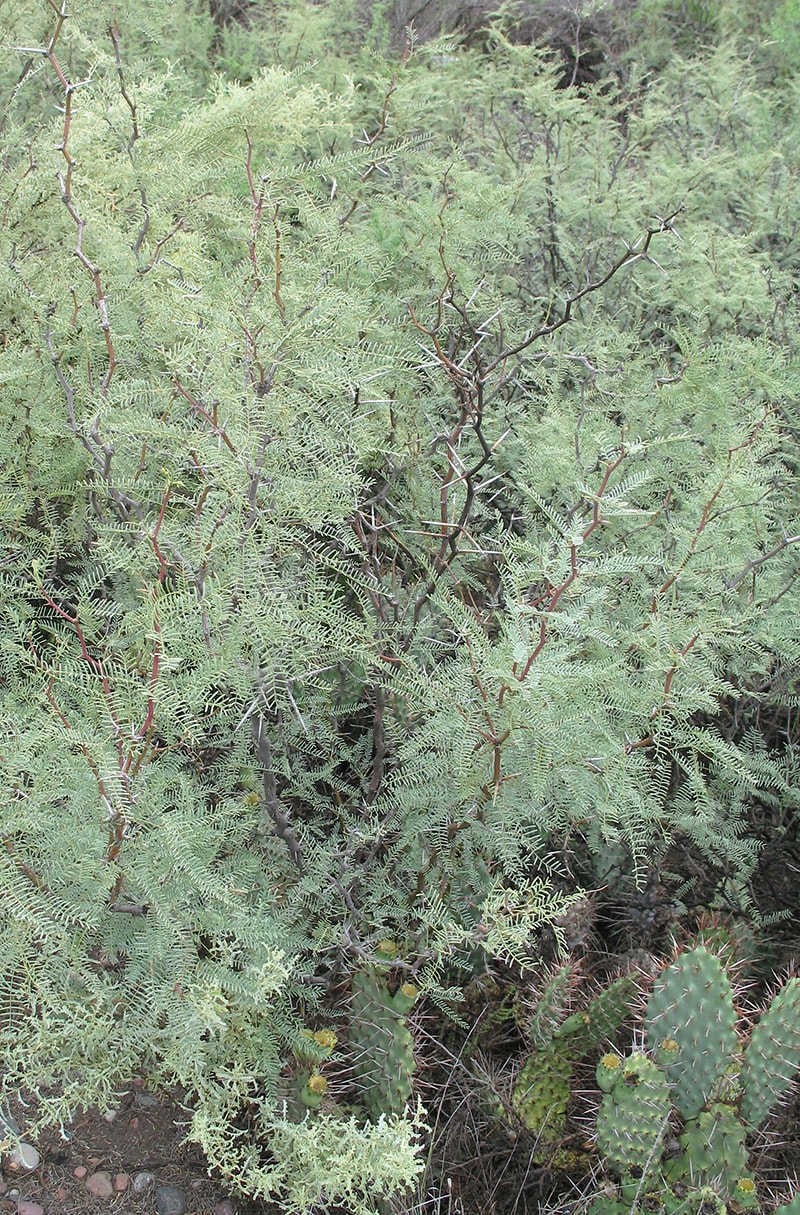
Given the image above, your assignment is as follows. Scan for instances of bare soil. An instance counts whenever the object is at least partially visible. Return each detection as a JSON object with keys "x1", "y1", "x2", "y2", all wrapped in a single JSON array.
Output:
[{"x1": 1, "y1": 1086, "x2": 271, "y2": 1215}]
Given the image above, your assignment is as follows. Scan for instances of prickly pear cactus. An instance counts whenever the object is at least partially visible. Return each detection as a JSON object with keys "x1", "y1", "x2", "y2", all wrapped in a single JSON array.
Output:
[
  {"x1": 513, "y1": 970, "x2": 637, "y2": 1157},
  {"x1": 775, "y1": 1192, "x2": 800, "y2": 1215},
  {"x1": 289, "y1": 1027, "x2": 337, "y2": 1118},
  {"x1": 664, "y1": 1102, "x2": 748, "y2": 1198},
  {"x1": 555, "y1": 974, "x2": 639, "y2": 1054},
  {"x1": 526, "y1": 961, "x2": 578, "y2": 1049},
  {"x1": 740, "y1": 977, "x2": 800, "y2": 1127},
  {"x1": 645, "y1": 947, "x2": 738, "y2": 1118},
  {"x1": 585, "y1": 1197, "x2": 629, "y2": 1215},
  {"x1": 512, "y1": 1044, "x2": 573, "y2": 1140},
  {"x1": 595, "y1": 1052, "x2": 672, "y2": 1179},
  {"x1": 349, "y1": 940, "x2": 418, "y2": 1122},
  {"x1": 688, "y1": 912, "x2": 760, "y2": 979}
]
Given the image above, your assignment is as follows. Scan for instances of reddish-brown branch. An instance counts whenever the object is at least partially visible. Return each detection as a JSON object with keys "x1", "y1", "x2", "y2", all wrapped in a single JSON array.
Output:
[
  {"x1": 244, "y1": 131, "x2": 265, "y2": 280},
  {"x1": 272, "y1": 202, "x2": 286, "y2": 323},
  {"x1": 46, "y1": 7, "x2": 117, "y2": 396},
  {"x1": 3, "y1": 836, "x2": 45, "y2": 890},
  {"x1": 624, "y1": 634, "x2": 701, "y2": 753},
  {"x1": 659, "y1": 633, "x2": 700, "y2": 708},
  {"x1": 132, "y1": 487, "x2": 171, "y2": 744},
  {"x1": 35, "y1": 484, "x2": 171, "y2": 894},
  {"x1": 173, "y1": 380, "x2": 239, "y2": 454},
  {"x1": 38, "y1": 586, "x2": 124, "y2": 765}
]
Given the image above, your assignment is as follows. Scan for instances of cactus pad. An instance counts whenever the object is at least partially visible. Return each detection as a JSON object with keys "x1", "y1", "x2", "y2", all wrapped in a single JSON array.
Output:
[
  {"x1": 740, "y1": 977, "x2": 800, "y2": 1127},
  {"x1": 349, "y1": 954, "x2": 417, "y2": 1121},
  {"x1": 512, "y1": 1045, "x2": 572, "y2": 1141},
  {"x1": 664, "y1": 1102, "x2": 748, "y2": 1198},
  {"x1": 645, "y1": 947, "x2": 738, "y2": 1118},
  {"x1": 526, "y1": 961, "x2": 578, "y2": 1049},
  {"x1": 595, "y1": 1052, "x2": 671, "y2": 1179},
  {"x1": 555, "y1": 974, "x2": 638, "y2": 1057}
]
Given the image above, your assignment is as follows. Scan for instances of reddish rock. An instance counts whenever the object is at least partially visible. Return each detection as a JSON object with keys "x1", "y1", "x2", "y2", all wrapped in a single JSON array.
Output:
[
  {"x1": 113, "y1": 1173, "x2": 130, "y2": 1192},
  {"x1": 85, "y1": 1169, "x2": 114, "y2": 1198},
  {"x1": 73, "y1": 1165, "x2": 87, "y2": 1179},
  {"x1": 16, "y1": 1202, "x2": 45, "y2": 1215}
]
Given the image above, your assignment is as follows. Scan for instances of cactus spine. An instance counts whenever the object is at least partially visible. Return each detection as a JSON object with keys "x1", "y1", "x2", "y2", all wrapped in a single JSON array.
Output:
[{"x1": 349, "y1": 940, "x2": 418, "y2": 1122}]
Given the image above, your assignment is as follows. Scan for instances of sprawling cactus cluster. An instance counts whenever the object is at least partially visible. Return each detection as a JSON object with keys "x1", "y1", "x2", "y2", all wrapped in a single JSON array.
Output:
[
  {"x1": 589, "y1": 946, "x2": 800, "y2": 1213},
  {"x1": 349, "y1": 940, "x2": 418, "y2": 1122},
  {"x1": 512, "y1": 969, "x2": 639, "y2": 1158}
]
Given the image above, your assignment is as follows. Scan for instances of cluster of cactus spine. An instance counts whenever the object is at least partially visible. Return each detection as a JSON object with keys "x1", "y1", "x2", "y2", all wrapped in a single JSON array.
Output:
[
  {"x1": 590, "y1": 945, "x2": 800, "y2": 1213},
  {"x1": 349, "y1": 939, "x2": 418, "y2": 1122}
]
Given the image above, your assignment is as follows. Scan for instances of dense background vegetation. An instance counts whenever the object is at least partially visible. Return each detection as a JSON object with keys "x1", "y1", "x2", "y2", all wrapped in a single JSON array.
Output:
[{"x1": 1, "y1": 0, "x2": 798, "y2": 1211}]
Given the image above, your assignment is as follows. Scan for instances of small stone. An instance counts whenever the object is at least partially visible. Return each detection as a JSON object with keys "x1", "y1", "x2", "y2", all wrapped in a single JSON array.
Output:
[
  {"x1": 129, "y1": 1116, "x2": 139, "y2": 1130},
  {"x1": 155, "y1": 1184, "x2": 188, "y2": 1215},
  {"x1": 56, "y1": 1187, "x2": 68, "y2": 1200},
  {"x1": 16, "y1": 1201, "x2": 44, "y2": 1215},
  {"x1": 113, "y1": 1172, "x2": 130, "y2": 1192},
  {"x1": 133, "y1": 1092, "x2": 159, "y2": 1109},
  {"x1": 214, "y1": 1201, "x2": 236, "y2": 1215},
  {"x1": 132, "y1": 1171, "x2": 155, "y2": 1194},
  {"x1": 85, "y1": 1170, "x2": 114, "y2": 1198},
  {"x1": 73, "y1": 1165, "x2": 87, "y2": 1179},
  {"x1": 5, "y1": 1142, "x2": 40, "y2": 1172}
]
